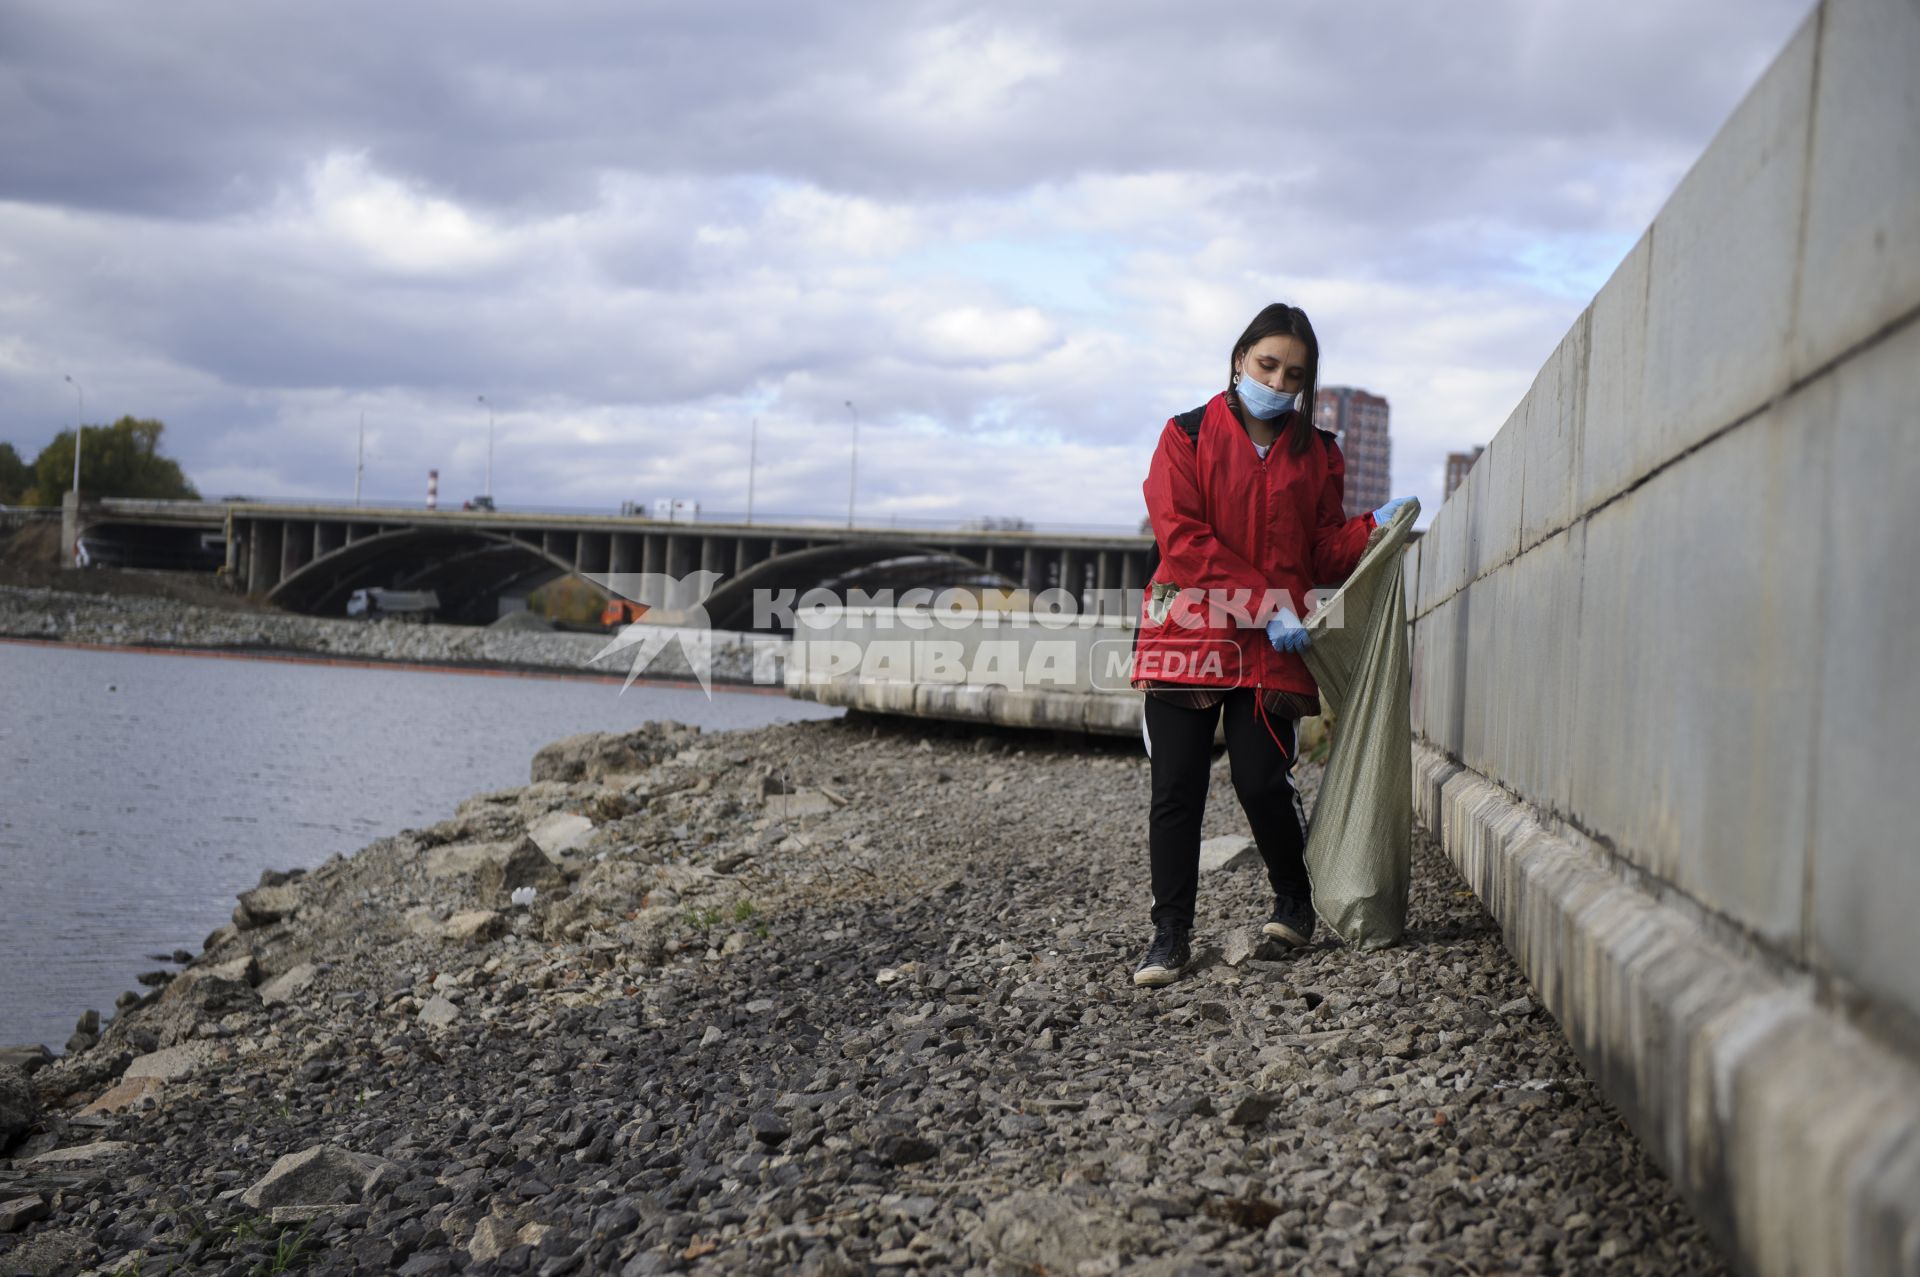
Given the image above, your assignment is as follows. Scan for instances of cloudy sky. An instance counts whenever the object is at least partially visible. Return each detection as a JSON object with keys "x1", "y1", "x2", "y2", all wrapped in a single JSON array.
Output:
[{"x1": 0, "y1": 0, "x2": 1810, "y2": 530}]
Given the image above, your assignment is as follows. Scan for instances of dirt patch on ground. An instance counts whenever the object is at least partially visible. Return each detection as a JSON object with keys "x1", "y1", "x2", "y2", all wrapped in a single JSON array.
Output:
[{"x1": 0, "y1": 522, "x2": 280, "y2": 615}]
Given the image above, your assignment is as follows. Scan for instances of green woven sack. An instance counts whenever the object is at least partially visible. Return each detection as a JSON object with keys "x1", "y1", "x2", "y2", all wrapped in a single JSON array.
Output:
[{"x1": 1300, "y1": 498, "x2": 1419, "y2": 949}]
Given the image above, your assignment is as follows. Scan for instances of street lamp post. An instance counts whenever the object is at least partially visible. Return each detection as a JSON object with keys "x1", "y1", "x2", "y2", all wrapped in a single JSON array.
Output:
[
  {"x1": 746, "y1": 417, "x2": 758, "y2": 525},
  {"x1": 844, "y1": 400, "x2": 860, "y2": 528},
  {"x1": 64, "y1": 375, "x2": 84, "y2": 496},
  {"x1": 476, "y1": 395, "x2": 494, "y2": 500}
]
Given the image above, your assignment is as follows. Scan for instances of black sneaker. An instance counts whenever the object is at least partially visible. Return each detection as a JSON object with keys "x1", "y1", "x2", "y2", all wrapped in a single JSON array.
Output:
[
  {"x1": 1262, "y1": 894, "x2": 1316, "y2": 947},
  {"x1": 1132, "y1": 921, "x2": 1192, "y2": 987}
]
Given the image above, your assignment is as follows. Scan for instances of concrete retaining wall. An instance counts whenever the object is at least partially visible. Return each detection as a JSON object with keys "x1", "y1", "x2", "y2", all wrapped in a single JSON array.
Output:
[
  {"x1": 784, "y1": 605, "x2": 1144, "y2": 736},
  {"x1": 1408, "y1": 1, "x2": 1920, "y2": 1271}
]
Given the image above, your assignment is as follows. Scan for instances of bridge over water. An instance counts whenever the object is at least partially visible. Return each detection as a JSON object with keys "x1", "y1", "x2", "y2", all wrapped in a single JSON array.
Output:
[{"x1": 68, "y1": 499, "x2": 1153, "y2": 629}]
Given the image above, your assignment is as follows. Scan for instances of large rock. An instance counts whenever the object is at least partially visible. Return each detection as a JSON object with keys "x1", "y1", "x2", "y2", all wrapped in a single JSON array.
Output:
[
  {"x1": 259, "y1": 962, "x2": 318, "y2": 1006},
  {"x1": 158, "y1": 972, "x2": 261, "y2": 1021},
  {"x1": 760, "y1": 789, "x2": 835, "y2": 818},
  {"x1": 538, "y1": 861, "x2": 667, "y2": 942},
  {"x1": 425, "y1": 838, "x2": 519, "y2": 880},
  {"x1": 467, "y1": 1215, "x2": 554, "y2": 1262},
  {"x1": 233, "y1": 883, "x2": 301, "y2": 930},
  {"x1": 78, "y1": 1075, "x2": 165, "y2": 1117},
  {"x1": 0, "y1": 1194, "x2": 48, "y2": 1233},
  {"x1": 529, "y1": 728, "x2": 681, "y2": 783},
  {"x1": 170, "y1": 953, "x2": 261, "y2": 999},
  {"x1": 1221, "y1": 926, "x2": 1289, "y2": 967},
  {"x1": 417, "y1": 996, "x2": 462, "y2": 1028},
  {"x1": 65, "y1": 1010, "x2": 100, "y2": 1055},
  {"x1": 526, "y1": 812, "x2": 595, "y2": 858},
  {"x1": 26, "y1": 1140, "x2": 133, "y2": 1166},
  {"x1": 0, "y1": 1065, "x2": 38, "y2": 1150},
  {"x1": 440, "y1": 910, "x2": 507, "y2": 945},
  {"x1": 968, "y1": 1192, "x2": 1141, "y2": 1272},
  {"x1": 472, "y1": 837, "x2": 566, "y2": 900},
  {"x1": 1199, "y1": 835, "x2": 1261, "y2": 873},
  {"x1": 1225, "y1": 1091, "x2": 1282, "y2": 1126},
  {"x1": 0, "y1": 1046, "x2": 53, "y2": 1076},
  {"x1": 124, "y1": 1043, "x2": 213, "y2": 1081},
  {"x1": 29, "y1": 1048, "x2": 133, "y2": 1105},
  {"x1": 240, "y1": 1144, "x2": 393, "y2": 1210}
]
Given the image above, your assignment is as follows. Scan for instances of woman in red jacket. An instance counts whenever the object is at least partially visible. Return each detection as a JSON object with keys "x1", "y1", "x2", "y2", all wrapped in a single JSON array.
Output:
[{"x1": 1131, "y1": 303, "x2": 1410, "y2": 986}]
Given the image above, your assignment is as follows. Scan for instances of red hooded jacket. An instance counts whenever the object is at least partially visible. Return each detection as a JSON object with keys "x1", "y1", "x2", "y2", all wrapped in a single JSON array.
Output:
[{"x1": 1134, "y1": 391, "x2": 1375, "y2": 698}]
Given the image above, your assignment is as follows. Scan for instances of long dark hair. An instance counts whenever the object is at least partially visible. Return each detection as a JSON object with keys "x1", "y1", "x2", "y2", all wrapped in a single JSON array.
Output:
[{"x1": 1228, "y1": 303, "x2": 1320, "y2": 458}]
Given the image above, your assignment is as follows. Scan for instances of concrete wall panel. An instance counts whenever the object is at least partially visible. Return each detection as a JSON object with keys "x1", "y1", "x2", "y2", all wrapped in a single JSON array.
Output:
[
  {"x1": 1637, "y1": 15, "x2": 1816, "y2": 489},
  {"x1": 1417, "y1": 593, "x2": 1466, "y2": 757},
  {"x1": 1415, "y1": 498, "x2": 1455, "y2": 616},
  {"x1": 1807, "y1": 323, "x2": 1920, "y2": 1016},
  {"x1": 1427, "y1": 463, "x2": 1476, "y2": 605},
  {"x1": 1477, "y1": 414, "x2": 1526, "y2": 574},
  {"x1": 1568, "y1": 402, "x2": 1826, "y2": 945},
  {"x1": 1482, "y1": 527, "x2": 1583, "y2": 814},
  {"x1": 1460, "y1": 576, "x2": 1498, "y2": 776},
  {"x1": 1579, "y1": 229, "x2": 1655, "y2": 513},
  {"x1": 1408, "y1": 612, "x2": 1429, "y2": 746},
  {"x1": 1401, "y1": 536, "x2": 1421, "y2": 624},
  {"x1": 1793, "y1": 0, "x2": 1920, "y2": 377},
  {"x1": 1520, "y1": 312, "x2": 1590, "y2": 549}
]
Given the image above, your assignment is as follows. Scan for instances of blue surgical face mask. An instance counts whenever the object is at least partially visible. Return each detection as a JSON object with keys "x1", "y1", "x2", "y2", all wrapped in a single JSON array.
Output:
[{"x1": 1235, "y1": 374, "x2": 1297, "y2": 420}]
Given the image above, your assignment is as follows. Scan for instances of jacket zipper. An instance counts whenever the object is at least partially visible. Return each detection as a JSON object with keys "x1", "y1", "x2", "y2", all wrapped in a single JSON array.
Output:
[
  {"x1": 1255, "y1": 423, "x2": 1270, "y2": 696},
  {"x1": 1253, "y1": 429, "x2": 1293, "y2": 757}
]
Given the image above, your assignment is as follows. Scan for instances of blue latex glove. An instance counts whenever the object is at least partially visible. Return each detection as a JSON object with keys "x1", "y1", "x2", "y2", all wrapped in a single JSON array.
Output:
[
  {"x1": 1267, "y1": 607, "x2": 1310, "y2": 654},
  {"x1": 1373, "y1": 496, "x2": 1414, "y2": 525}
]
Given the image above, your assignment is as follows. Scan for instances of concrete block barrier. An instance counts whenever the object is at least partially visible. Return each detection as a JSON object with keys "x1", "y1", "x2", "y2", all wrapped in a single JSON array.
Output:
[{"x1": 1408, "y1": 0, "x2": 1920, "y2": 1268}]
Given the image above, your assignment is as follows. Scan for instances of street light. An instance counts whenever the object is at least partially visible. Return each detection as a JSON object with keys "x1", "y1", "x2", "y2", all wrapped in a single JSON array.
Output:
[
  {"x1": 746, "y1": 417, "x2": 759, "y2": 525},
  {"x1": 476, "y1": 395, "x2": 494, "y2": 499},
  {"x1": 844, "y1": 399, "x2": 860, "y2": 528},
  {"x1": 64, "y1": 375, "x2": 84, "y2": 496}
]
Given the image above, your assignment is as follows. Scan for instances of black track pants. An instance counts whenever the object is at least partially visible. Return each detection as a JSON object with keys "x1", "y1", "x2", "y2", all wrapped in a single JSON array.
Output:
[{"x1": 1144, "y1": 689, "x2": 1309, "y2": 930}]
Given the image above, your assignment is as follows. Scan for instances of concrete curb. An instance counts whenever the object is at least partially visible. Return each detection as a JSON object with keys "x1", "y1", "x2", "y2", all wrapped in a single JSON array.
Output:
[{"x1": 1413, "y1": 742, "x2": 1920, "y2": 1276}]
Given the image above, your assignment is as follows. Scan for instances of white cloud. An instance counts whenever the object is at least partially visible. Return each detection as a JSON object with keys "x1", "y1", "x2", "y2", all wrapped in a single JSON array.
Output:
[
  {"x1": 915, "y1": 306, "x2": 1060, "y2": 366},
  {"x1": 881, "y1": 21, "x2": 1064, "y2": 129},
  {"x1": 0, "y1": 0, "x2": 1815, "y2": 532},
  {"x1": 303, "y1": 153, "x2": 509, "y2": 276}
]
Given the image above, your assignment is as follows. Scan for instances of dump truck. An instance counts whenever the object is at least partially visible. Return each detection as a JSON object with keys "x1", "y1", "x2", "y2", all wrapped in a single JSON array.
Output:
[{"x1": 346, "y1": 588, "x2": 440, "y2": 622}]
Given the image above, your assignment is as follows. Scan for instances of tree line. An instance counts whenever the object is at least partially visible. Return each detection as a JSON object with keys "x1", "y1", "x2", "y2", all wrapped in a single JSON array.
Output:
[{"x1": 0, "y1": 417, "x2": 199, "y2": 506}]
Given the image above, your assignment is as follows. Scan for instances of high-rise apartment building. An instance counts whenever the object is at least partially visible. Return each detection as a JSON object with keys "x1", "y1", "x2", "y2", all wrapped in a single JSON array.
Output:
[
  {"x1": 1312, "y1": 387, "x2": 1392, "y2": 520},
  {"x1": 1444, "y1": 446, "x2": 1485, "y2": 500}
]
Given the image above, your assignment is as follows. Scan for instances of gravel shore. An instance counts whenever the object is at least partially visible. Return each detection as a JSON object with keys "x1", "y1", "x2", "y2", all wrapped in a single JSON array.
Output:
[
  {"x1": 0, "y1": 585, "x2": 767, "y2": 684},
  {"x1": 0, "y1": 714, "x2": 1729, "y2": 1277}
]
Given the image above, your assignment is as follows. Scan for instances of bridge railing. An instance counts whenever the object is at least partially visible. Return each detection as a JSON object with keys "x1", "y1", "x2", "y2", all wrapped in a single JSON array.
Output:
[{"x1": 126, "y1": 495, "x2": 1144, "y2": 538}]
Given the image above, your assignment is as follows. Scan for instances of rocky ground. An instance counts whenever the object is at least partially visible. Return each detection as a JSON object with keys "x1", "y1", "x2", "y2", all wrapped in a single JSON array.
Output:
[{"x1": 0, "y1": 714, "x2": 1730, "y2": 1277}]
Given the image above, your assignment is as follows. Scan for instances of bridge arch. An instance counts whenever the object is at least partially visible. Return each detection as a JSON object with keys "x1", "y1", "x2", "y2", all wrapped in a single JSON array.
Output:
[
  {"x1": 266, "y1": 526, "x2": 1016, "y2": 630},
  {"x1": 268, "y1": 526, "x2": 577, "y2": 624},
  {"x1": 702, "y1": 540, "x2": 1013, "y2": 631}
]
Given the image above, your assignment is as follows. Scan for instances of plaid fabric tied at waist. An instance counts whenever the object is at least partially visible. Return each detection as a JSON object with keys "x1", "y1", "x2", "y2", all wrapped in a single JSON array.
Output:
[{"x1": 1136, "y1": 684, "x2": 1321, "y2": 721}]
